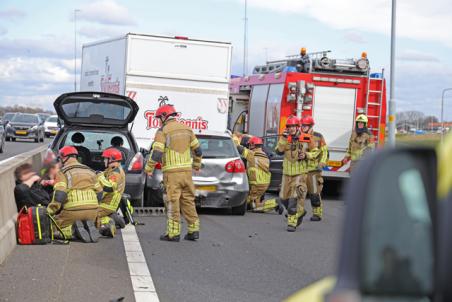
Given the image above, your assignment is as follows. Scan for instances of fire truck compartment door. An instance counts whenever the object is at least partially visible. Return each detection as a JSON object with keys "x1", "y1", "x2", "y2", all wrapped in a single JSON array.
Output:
[{"x1": 313, "y1": 86, "x2": 356, "y2": 151}]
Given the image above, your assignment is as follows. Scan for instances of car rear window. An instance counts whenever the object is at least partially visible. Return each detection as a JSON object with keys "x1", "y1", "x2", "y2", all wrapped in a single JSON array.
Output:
[
  {"x1": 62, "y1": 131, "x2": 131, "y2": 151},
  {"x1": 12, "y1": 114, "x2": 39, "y2": 123},
  {"x1": 62, "y1": 102, "x2": 131, "y2": 121},
  {"x1": 198, "y1": 136, "x2": 237, "y2": 159}
]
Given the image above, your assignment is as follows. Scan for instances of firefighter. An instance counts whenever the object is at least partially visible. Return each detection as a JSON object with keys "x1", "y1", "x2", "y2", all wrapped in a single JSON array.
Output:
[
  {"x1": 298, "y1": 47, "x2": 310, "y2": 73},
  {"x1": 342, "y1": 114, "x2": 375, "y2": 172},
  {"x1": 97, "y1": 148, "x2": 126, "y2": 238},
  {"x1": 300, "y1": 116, "x2": 328, "y2": 221},
  {"x1": 276, "y1": 117, "x2": 308, "y2": 232},
  {"x1": 145, "y1": 104, "x2": 202, "y2": 242},
  {"x1": 47, "y1": 146, "x2": 102, "y2": 243},
  {"x1": 236, "y1": 136, "x2": 282, "y2": 214}
]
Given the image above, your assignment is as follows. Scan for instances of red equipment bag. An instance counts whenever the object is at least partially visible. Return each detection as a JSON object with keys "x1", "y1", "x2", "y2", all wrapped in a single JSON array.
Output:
[{"x1": 16, "y1": 205, "x2": 52, "y2": 245}]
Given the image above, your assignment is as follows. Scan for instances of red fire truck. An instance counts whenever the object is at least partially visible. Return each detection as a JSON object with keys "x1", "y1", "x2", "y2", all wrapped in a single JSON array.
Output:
[{"x1": 229, "y1": 51, "x2": 386, "y2": 189}]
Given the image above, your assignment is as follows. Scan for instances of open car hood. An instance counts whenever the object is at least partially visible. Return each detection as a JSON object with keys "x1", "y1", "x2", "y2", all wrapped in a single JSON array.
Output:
[{"x1": 54, "y1": 92, "x2": 138, "y2": 128}]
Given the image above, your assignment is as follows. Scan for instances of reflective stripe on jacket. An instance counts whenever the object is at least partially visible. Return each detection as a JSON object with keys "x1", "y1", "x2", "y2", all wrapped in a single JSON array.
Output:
[
  {"x1": 345, "y1": 130, "x2": 375, "y2": 161},
  {"x1": 98, "y1": 165, "x2": 125, "y2": 212},
  {"x1": 240, "y1": 147, "x2": 271, "y2": 185}
]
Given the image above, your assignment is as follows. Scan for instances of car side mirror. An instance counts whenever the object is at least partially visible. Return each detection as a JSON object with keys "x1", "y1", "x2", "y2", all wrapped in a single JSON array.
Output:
[{"x1": 330, "y1": 147, "x2": 437, "y2": 300}]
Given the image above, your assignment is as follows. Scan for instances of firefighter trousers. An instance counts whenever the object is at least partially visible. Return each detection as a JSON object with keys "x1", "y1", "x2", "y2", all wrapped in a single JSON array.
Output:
[
  {"x1": 280, "y1": 174, "x2": 307, "y2": 227},
  {"x1": 248, "y1": 184, "x2": 277, "y2": 213},
  {"x1": 96, "y1": 207, "x2": 115, "y2": 228},
  {"x1": 164, "y1": 171, "x2": 200, "y2": 238},
  {"x1": 307, "y1": 171, "x2": 324, "y2": 218},
  {"x1": 54, "y1": 207, "x2": 98, "y2": 238}
]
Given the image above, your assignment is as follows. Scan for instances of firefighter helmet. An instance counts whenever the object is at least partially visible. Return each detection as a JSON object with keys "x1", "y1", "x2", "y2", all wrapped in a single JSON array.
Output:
[
  {"x1": 356, "y1": 114, "x2": 368, "y2": 124},
  {"x1": 300, "y1": 47, "x2": 307, "y2": 55},
  {"x1": 59, "y1": 146, "x2": 78, "y2": 157},
  {"x1": 301, "y1": 116, "x2": 315, "y2": 126},
  {"x1": 102, "y1": 148, "x2": 123, "y2": 162},
  {"x1": 249, "y1": 136, "x2": 263, "y2": 146},
  {"x1": 286, "y1": 117, "x2": 299, "y2": 127},
  {"x1": 155, "y1": 104, "x2": 177, "y2": 119}
]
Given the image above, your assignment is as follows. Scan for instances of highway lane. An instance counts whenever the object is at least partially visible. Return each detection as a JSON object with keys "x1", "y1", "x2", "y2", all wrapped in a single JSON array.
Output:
[
  {"x1": 0, "y1": 138, "x2": 52, "y2": 162},
  {"x1": 136, "y1": 199, "x2": 344, "y2": 302}
]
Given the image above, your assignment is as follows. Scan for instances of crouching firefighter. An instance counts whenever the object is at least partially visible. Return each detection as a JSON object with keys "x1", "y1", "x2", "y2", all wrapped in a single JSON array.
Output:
[
  {"x1": 47, "y1": 146, "x2": 102, "y2": 243},
  {"x1": 145, "y1": 104, "x2": 202, "y2": 242},
  {"x1": 236, "y1": 136, "x2": 282, "y2": 214},
  {"x1": 300, "y1": 116, "x2": 328, "y2": 221},
  {"x1": 97, "y1": 148, "x2": 126, "y2": 237}
]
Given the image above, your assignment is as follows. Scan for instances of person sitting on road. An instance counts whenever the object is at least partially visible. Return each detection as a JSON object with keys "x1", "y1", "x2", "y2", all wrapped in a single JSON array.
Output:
[
  {"x1": 14, "y1": 163, "x2": 50, "y2": 211},
  {"x1": 47, "y1": 146, "x2": 102, "y2": 242},
  {"x1": 40, "y1": 160, "x2": 60, "y2": 197},
  {"x1": 110, "y1": 136, "x2": 128, "y2": 165},
  {"x1": 96, "y1": 148, "x2": 126, "y2": 238}
]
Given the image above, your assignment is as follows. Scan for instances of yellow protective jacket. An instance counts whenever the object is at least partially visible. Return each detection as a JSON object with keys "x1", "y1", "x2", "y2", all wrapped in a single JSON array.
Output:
[
  {"x1": 276, "y1": 134, "x2": 320, "y2": 176},
  {"x1": 145, "y1": 119, "x2": 203, "y2": 174},
  {"x1": 98, "y1": 165, "x2": 125, "y2": 212},
  {"x1": 48, "y1": 158, "x2": 102, "y2": 214},
  {"x1": 238, "y1": 146, "x2": 271, "y2": 186},
  {"x1": 345, "y1": 130, "x2": 375, "y2": 161},
  {"x1": 306, "y1": 131, "x2": 328, "y2": 172}
]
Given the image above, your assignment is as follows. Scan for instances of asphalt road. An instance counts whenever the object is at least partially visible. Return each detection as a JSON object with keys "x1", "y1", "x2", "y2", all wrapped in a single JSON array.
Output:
[
  {"x1": 0, "y1": 138, "x2": 52, "y2": 162},
  {"x1": 136, "y1": 199, "x2": 344, "y2": 302}
]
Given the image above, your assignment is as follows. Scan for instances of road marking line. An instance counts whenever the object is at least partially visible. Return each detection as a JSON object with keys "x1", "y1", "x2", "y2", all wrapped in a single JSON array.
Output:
[{"x1": 122, "y1": 224, "x2": 160, "y2": 302}]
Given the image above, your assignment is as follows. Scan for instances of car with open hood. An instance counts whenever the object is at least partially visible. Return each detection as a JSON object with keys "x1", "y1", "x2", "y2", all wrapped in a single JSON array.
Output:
[
  {"x1": 49, "y1": 91, "x2": 146, "y2": 206},
  {"x1": 7, "y1": 113, "x2": 45, "y2": 142}
]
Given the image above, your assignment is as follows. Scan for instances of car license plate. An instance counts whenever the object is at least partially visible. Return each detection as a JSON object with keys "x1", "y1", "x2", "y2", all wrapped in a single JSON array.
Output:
[
  {"x1": 15, "y1": 130, "x2": 27, "y2": 135},
  {"x1": 196, "y1": 185, "x2": 217, "y2": 192},
  {"x1": 328, "y1": 160, "x2": 342, "y2": 167}
]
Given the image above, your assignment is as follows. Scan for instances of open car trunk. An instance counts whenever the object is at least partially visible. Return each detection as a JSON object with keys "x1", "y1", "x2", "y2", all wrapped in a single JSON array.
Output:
[{"x1": 54, "y1": 92, "x2": 138, "y2": 128}]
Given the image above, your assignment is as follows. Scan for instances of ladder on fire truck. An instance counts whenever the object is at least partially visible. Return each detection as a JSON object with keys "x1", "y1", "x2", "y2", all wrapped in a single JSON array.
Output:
[{"x1": 365, "y1": 69, "x2": 385, "y2": 144}]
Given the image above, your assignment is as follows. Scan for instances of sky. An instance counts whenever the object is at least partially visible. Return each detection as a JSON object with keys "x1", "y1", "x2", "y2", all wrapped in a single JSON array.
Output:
[{"x1": 0, "y1": 0, "x2": 452, "y2": 119}]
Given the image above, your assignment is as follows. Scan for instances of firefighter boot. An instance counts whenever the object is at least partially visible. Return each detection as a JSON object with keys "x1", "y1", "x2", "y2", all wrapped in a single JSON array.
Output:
[
  {"x1": 287, "y1": 199, "x2": 298, "y2": 232},
  {"x1": 99, "y1": 217, "x2": 116, "y2": 238},
  {"x1": 184, "y1": 219, "x2": 200, "y2": 241},
  {"x1": 310, "y1": 194, "x2": 322, "y2": 221},
  {"x1": 297, "y1": 209, "x2": 307, "y2": 227},
  {"x1": 184, "y1": 231, "x2": 200, "y2": 241},
  {"x1": 161, "y1": 219, "x2": 181, "y2": 242},
  {"x1": 111, "y1": 212, "x2": 126, "y2": 229},
  {"x1": 160, "y1": 234, "x2": 181, "y2": 242},
  {"x1": 83, "y1": 220, "x2": 100, "y2": 243},
  {"x1": 73, "y1": 220, "x2": 91, "y2": 243}
]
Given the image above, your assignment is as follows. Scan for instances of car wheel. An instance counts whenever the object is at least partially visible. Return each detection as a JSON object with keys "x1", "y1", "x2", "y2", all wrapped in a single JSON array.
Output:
[
  {"x1": 45, "y1": 133, "x2": 50, "y2": 138},
  {"x1": 40, "y1": 133, "x2": 44, "y2": 142},
  {"x1": 0, "y1": 141, "x2": 4, "y2": 153},
  {"x1": 6, "y1": 136, "x2": 10, "y2": 142},
  {"x1": 231, "y1": 201, "x2": 247, "y2": 216},
  {"x1": 11, "y1": 138, "x2": 16, "y2": 142},
  {"x1": 145, "y1": 187, "x2": 164, "y2": 207},
  {"x1": 34, "y1": 136, "x2": 39, "y2": 143}
]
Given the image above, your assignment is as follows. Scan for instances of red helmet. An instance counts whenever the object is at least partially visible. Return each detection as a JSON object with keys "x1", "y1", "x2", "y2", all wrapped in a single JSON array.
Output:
[
  {"x1": 155, "y1": 104, "x2": 177, "y2": 119},
  {"x1": 301, "y1": 116, "x2": 315, "y2": 126},
  {"x1": 102, "y1": 148, "x2": 123, "y2": 162},
  {"x1": 286, "y1": 116, "x2": 299, "y2": 127},
  {"x1": 249, "y1": 136, "x2": 263, "y2": 146},
  {"x1": 59, "y1": 146, "x2": 78, "y2": 157}
]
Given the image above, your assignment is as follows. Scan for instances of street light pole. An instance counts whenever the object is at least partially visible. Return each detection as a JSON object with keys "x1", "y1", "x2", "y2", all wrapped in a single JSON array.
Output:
[
  {"x1": 387, "y1": 0, "x2": 397, "y2": 147},
  {"x1": 74, "y1": 9, "x2": 80, "y2": 92},
  {"x1": 441, "y1": 88, "x2": 452, "y2": 142},
  {"x1": 243, "y1": 0, "x2": 248, "y2": 76}
]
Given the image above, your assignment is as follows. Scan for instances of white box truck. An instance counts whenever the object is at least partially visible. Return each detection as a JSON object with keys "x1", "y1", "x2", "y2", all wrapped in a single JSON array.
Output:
[{"x1": 80, "y1": 33, "x2": 232, "y2": 148}]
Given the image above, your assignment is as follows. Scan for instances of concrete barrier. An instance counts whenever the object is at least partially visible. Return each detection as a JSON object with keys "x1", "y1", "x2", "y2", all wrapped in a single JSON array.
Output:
[{"x1": 0, "y1": 146, "x2": 48, "y2": 264}]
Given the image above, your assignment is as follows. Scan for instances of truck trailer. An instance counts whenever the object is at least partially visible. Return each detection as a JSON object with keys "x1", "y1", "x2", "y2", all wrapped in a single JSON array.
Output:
[{"x1": 80, "y1": 33, "x2": 233, "y2": 149}]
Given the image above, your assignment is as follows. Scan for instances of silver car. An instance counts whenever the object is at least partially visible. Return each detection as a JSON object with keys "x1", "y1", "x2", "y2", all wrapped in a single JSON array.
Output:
[{"x1": 145, "y1": 130, "x2": 249, "y2": 215}]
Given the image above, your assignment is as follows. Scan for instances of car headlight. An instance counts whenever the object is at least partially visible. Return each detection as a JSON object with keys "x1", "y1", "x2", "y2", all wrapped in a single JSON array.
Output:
[{"x1": 31, "y1": 125, "x2": 38, "y2": 131}]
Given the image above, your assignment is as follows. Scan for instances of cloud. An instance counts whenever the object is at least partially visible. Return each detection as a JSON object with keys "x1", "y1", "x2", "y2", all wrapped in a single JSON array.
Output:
[
  {"x1": 75, "y1": 0, "x2": 136, "y2": 26},
  {"x1": 78, "y1": 26, "x2": 125, "y2": 39},
  {"x1": 397, "y1": 49, "x2": 439, "y2": 62},
  {"x1": 0, "y1": 37, "x2": 73, "y2": 59},
  {"x1": 0, "y1": 57, "x2": 75, "y2": 109},
  {"x1": 343, "y1": 31, "x2": 367, "y2": 44},
  {"x1": 0, "y1": 27, "x2": 7, "y2": 36},
  {"x1": 0, "y1": 8, "x2": 26, "y2": 21},
  {"x1": 239, "y1": 0, "x2": 452, "y2": 48}
]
